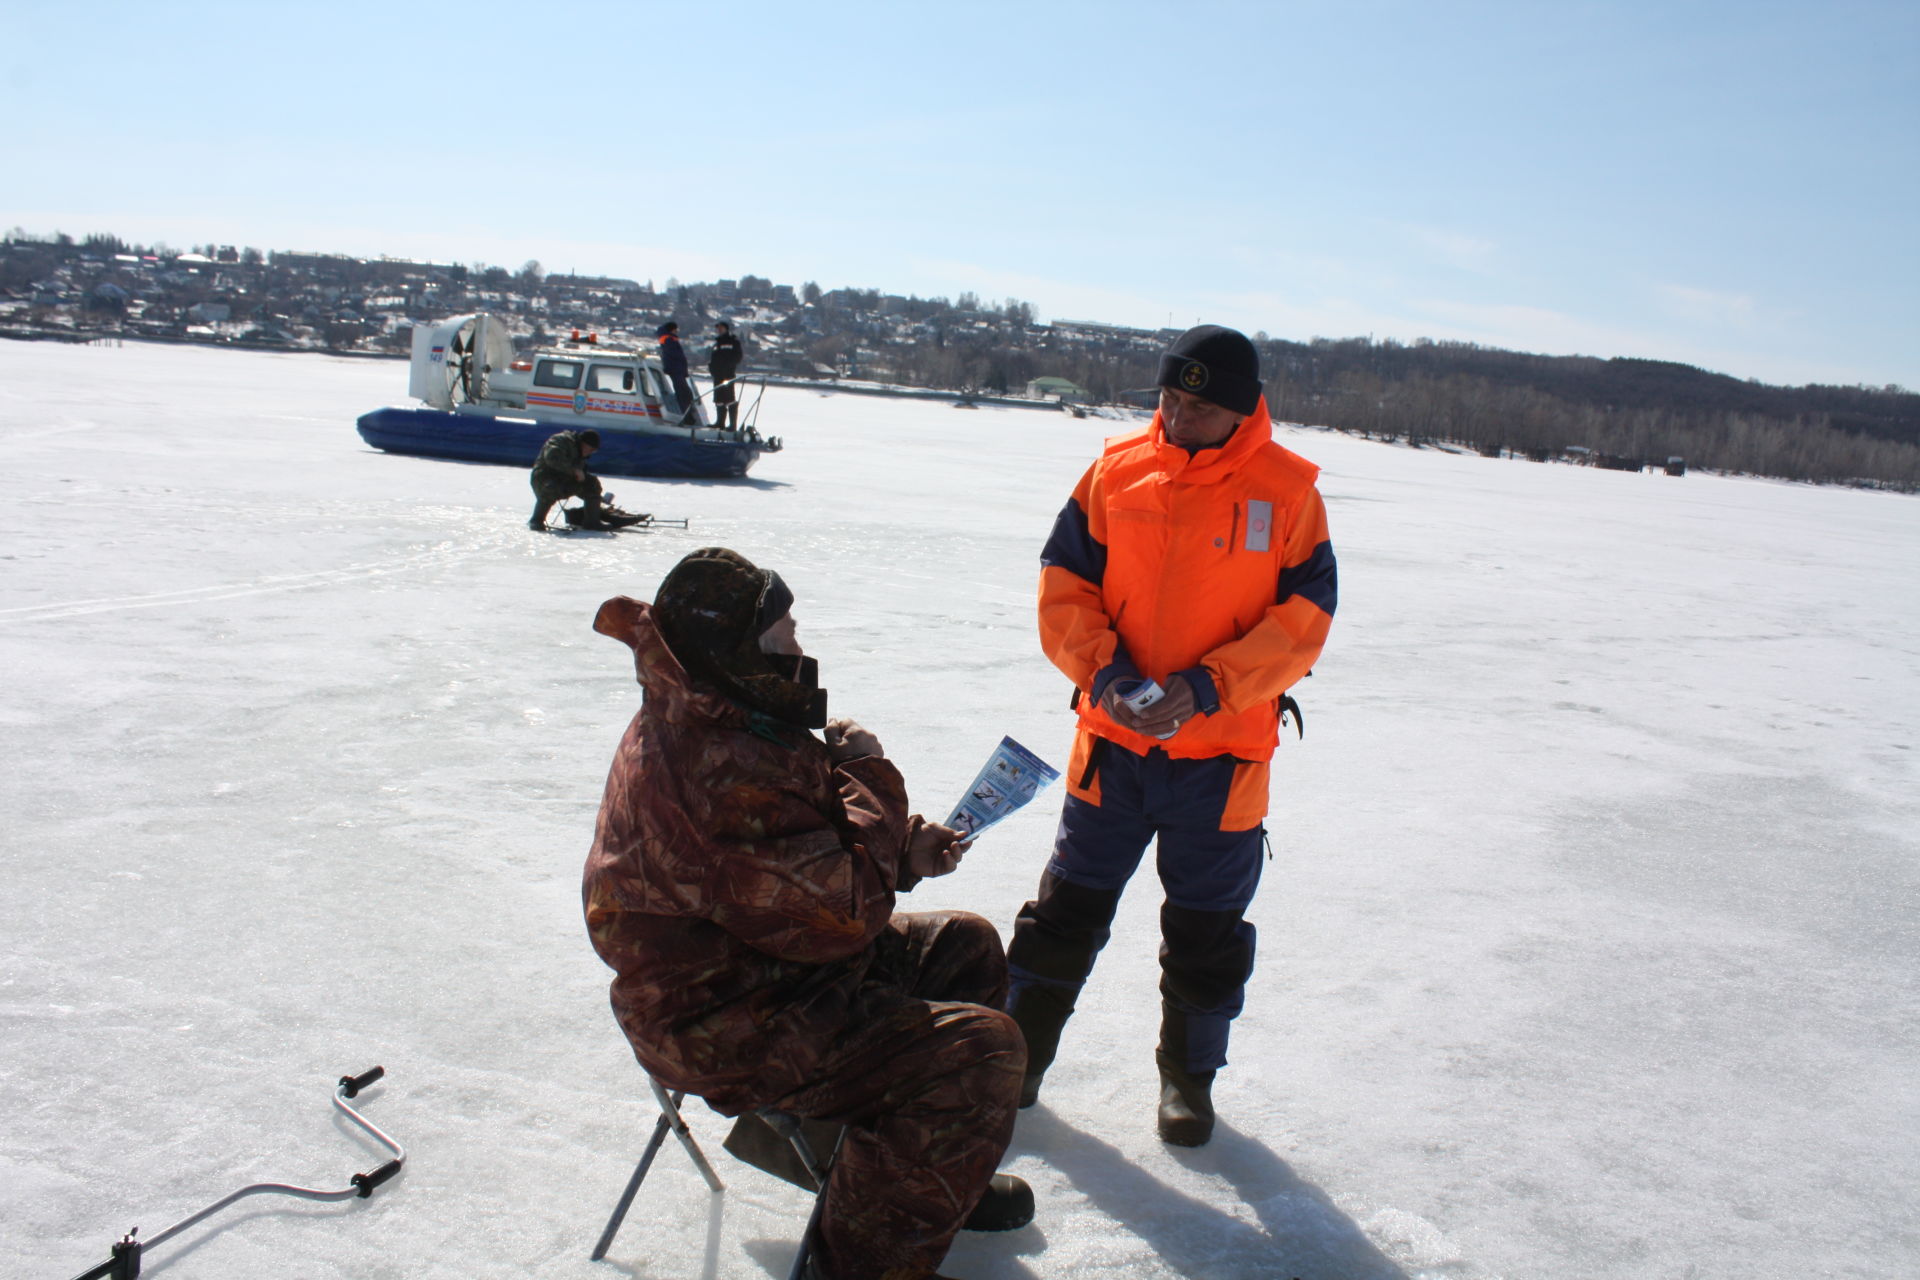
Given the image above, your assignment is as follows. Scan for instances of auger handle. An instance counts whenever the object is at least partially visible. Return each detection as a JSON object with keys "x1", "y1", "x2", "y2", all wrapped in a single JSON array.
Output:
[
  {"x1": 338, "y1": 1066, "x2": 385, "y2": 1098},
  {"x1": 353, "y1": 1158, "x2": 403, "y2": 1197}
]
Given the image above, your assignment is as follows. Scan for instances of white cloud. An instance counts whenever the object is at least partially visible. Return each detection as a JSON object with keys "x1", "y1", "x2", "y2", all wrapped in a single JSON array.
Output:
[
  {"x1": 1652, "y1": 282, "x2": 1764, "y2": 328},
  {"x1": 1401, "y1": 223, "x2": 1498, "y2": 270}
]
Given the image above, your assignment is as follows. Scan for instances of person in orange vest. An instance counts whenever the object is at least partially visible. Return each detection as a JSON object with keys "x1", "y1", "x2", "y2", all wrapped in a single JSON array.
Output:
[{"x1": 1007, "y1": 324, "x2": 1337, "y2": 1146}]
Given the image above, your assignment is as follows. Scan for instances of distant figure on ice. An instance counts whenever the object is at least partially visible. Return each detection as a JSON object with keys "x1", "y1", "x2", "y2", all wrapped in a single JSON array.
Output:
[
  {"x1": 656, "y1": 320, "x2": 694, "y2": 420},
  {"x1": 528, "y1": 428, "x2": 608, "y2": 530},
  {"x1": 583, "y1": 548, "x2": 1035, "y2": 1279},
  {"x1": 1007, "y1": 324, "x2": 1338, "y2": 1146},
  {"x1": 708, "y1": 320, "x2": 744, "y2": 430}
]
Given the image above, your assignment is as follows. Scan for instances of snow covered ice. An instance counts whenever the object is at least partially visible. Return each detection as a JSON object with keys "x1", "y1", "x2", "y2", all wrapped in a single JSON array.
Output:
[{"x1": 3, "y1": 340, "x2": 1916, "y2": 1279}]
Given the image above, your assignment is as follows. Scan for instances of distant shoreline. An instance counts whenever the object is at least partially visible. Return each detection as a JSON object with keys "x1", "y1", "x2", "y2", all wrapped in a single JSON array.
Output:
[{"x1": 0, "y1": 324, "x2": 1086, "y2": 412}]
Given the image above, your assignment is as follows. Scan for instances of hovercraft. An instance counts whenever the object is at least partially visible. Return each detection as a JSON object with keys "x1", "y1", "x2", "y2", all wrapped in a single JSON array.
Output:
[{"x1": 356, "y1": 314, "x2": 780, "y2": 479}]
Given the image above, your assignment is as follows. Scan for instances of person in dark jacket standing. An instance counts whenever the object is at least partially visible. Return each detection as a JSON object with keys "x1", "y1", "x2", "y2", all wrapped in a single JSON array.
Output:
[
  {"x1": 529, "y1": 428, "x2": 606, "y2": 530},
  {"x1": 708, "y1": 320, "x2": 745, "y2": 430},
  {"x1": 584, "y1": 548, "x2": 1034, "y2": 1279},
  {"x1": 657, "y1": 321, "x2": 694, "y2": 420}
]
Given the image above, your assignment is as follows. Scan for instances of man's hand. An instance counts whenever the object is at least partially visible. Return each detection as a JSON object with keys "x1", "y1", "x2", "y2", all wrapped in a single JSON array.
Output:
[
  {"x1": 907, "y1": 820, "x2": 972, "y2": 880},
  {"x1": 1101, "y1": 674, "x2": 1199, "y2": 738},
  {"x1": 824, "y1": 718, "x2": 883, "y2": 763}
]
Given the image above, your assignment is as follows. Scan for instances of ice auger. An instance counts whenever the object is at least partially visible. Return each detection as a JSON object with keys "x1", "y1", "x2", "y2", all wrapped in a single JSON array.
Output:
[{"x1": 65, "y1": 1066, "x2": 406, "y2": 1280}]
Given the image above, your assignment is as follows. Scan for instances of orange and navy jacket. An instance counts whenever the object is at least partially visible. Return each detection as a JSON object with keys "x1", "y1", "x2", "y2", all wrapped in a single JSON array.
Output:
[
  {"x1": 658, "y1": 332, "x2": 689, "y2": 379},
  {"x1": 1039, "y1": 397, "x2": 1336, "y2": 800}
]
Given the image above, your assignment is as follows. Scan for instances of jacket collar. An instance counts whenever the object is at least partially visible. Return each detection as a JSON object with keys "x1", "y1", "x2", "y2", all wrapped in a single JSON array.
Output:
[
  {"x1": 1148, "y1": 397, "x2": 1273, "y2": 484},
  {"x1": 595, "y1": 595, "x2": 827, "y2": 735},
  {"x1": 593, "y1": 596, "x2": 749, "y2": 729}
]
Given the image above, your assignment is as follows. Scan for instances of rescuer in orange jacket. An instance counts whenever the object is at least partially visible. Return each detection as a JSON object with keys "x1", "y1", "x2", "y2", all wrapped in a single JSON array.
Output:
[{"x1": 1007, "y1": 324, "x2": 1337, "y2": 1146}]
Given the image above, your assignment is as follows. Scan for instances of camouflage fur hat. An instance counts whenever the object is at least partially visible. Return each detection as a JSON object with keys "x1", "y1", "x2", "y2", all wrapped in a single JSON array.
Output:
[{"x1": 654, "y1": 547, "x2": 827, "y2": 729}]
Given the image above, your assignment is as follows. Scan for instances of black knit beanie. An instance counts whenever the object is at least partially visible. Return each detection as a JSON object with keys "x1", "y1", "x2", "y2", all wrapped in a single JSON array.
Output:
[
  {"x1": 579, "y1": 430, "x2": 601, "y2": 448},
  {"x1": 1155, "y1": 325, "x2": 1262, "y2": 416},
  {"x1": 654, "y1": 548, "x2": 826, "y2": 728}
]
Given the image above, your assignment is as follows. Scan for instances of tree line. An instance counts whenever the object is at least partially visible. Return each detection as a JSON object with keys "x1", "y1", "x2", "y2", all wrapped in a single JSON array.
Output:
[
  {"x1": 1259, "y1": 338, "x2": 1920, "y2": 489},
  {"x1": 830, "y1": 325, "x2": 1920, "y2": 490}
]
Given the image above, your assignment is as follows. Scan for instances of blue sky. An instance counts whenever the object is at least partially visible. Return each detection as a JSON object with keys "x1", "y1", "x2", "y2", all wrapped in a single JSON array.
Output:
[{"x1": 6, "y1": 0, "x2": 1915, "y2": 388}]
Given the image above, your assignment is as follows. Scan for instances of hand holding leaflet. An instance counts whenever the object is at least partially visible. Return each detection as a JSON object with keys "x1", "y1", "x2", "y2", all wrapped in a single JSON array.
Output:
[{"x1": 944, "y1": 736, "x2": 1061, "y2": 839}]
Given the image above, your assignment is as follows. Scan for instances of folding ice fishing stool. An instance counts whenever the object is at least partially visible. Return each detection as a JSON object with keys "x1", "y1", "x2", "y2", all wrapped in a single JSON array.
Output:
[{"x1": 592, "y1": 1074, "x2": 843, "y2": 1280}]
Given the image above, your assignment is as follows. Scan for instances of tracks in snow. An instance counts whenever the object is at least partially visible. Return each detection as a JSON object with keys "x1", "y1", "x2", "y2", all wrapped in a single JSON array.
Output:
[{"x1": 0, "y1": 517, "x2": 519, "y2": 623}]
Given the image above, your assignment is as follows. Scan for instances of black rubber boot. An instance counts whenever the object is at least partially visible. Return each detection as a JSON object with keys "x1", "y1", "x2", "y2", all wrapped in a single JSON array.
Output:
[
  {"x1": 1153, "y1": 901, "x2": 1254, "y2": 1145},
  {"x1": 962, "y1": 1173, "x2": 1035, "y2": 1232},
  {"x1": 1006, "y1": 982, "x2": 1074, "y2": 1109},
  {"x1": 1156, "y1": 1061, "x2": 1216, "y2": 1147},
  {"x1": 1006, "y1": 873, "x2": 1122, "y2": 1109}
]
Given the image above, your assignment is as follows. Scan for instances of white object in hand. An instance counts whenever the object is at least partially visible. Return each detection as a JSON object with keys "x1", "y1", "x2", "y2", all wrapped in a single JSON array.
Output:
[{"x1": 1115, "y1": 679, "x2": 1178, "y2": 739}]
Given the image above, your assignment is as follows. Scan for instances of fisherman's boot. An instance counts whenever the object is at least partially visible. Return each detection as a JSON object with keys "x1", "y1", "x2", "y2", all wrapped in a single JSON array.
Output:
[
  {"x1": 962, "y1": 1173, "x2": 1035, "y2": 1232},
  {"x1": 528, "y1": 499, "x2": 554, "y2": 530},
  {"x1": 574, "y1": 494, "x2": 611, "y2": 530},
  {"x1": 802, "y1": 1261, "x2": 958, "y2": 1280},
  {"x1": 1155, "y1": 1056, "x2": 1217, "y2": 1148},
  {"x1": 1005, "y1": 874, "x2": 1121, "y2": 1109}
]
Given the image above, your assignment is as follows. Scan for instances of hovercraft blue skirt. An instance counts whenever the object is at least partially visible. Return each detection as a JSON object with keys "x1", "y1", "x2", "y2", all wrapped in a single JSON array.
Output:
[{"x1": 356, "y1": 407, "x2": 765, "y2": 479}]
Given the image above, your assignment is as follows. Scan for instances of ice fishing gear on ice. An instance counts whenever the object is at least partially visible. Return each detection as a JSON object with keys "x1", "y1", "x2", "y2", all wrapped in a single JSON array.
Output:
[
  {"x1": 558, "y1": 492, "x2": 689, "y2": 531},
  {"x1": 65, "y1": 1066, "x2": 406, "y2": 1280}
]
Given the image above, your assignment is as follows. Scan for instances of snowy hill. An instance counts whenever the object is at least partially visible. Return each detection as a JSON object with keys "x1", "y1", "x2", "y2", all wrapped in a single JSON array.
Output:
[{"x1": 3, "y1": 341, "x2": 1915, "y2": 1279}]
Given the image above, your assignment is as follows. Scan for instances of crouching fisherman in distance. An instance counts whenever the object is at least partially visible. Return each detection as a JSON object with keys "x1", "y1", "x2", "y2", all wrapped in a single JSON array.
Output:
[
  {"x1": 583, "y1": 548, "x2": 1035, "y2": 1280},
  {"x1": 530, "y1": 428, "x2": 609, "y2": 530}
]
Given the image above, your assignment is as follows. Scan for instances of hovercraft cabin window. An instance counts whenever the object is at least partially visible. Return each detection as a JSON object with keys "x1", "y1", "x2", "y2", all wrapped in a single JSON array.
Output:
[
  {"x1": 588, "y1": 365, "x2": 637, "y2": 394},
  {"x1": 534, "y1": 360, "x2": 584, "y2": 389}
]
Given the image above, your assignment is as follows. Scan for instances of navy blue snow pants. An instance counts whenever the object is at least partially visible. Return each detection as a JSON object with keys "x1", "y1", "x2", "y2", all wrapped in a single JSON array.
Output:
[{"x1": 1006, "y1": 741, "x2": 1264, "y2": 1078}]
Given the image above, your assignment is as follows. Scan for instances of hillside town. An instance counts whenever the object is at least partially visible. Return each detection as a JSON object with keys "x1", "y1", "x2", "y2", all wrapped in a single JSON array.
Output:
[{"x1": 0, "y1": 231, "x2": 1166, "y2": 405}]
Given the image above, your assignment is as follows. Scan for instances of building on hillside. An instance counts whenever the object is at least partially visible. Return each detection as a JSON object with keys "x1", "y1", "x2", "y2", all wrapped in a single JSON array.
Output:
[{"x1": 1027, "y1": 375, "x2": 1091, "y2": 403}]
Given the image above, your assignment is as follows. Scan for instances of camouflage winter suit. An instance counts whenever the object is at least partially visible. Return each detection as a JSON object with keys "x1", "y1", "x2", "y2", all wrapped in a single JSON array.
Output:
[
  {"x1": 583, "y1": 596, "x2": 1025, "y2": 1280},
  {"x1": 530, "y1": 430, "x2": 599, "y2": 510}
]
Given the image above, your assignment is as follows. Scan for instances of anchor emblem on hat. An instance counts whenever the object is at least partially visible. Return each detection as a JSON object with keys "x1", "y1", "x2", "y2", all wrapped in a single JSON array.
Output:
[{"x1": 1180, "y1": 360, "x2": 1209, "y2": 390}]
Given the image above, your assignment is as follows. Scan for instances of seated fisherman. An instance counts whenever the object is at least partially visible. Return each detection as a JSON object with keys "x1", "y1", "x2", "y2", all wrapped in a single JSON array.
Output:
[
  {"x1": 583, "y1": 548, "x2": 1034, "y2": 1280},
  {"x1": 529, "y1": 428, "x2": 607, "y2": 530}
]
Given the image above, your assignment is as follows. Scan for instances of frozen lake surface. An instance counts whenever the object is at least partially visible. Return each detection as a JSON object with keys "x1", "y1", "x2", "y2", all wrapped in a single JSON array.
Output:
[{"x1": 3, "y1": 340, "x2": 1916, "y2": 1279}]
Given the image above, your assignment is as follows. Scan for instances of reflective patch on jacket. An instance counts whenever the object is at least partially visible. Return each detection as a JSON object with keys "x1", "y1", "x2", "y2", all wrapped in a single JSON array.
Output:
[{"x1": 1244, "y1": 499, "x2": 1272, "y2": 552}]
